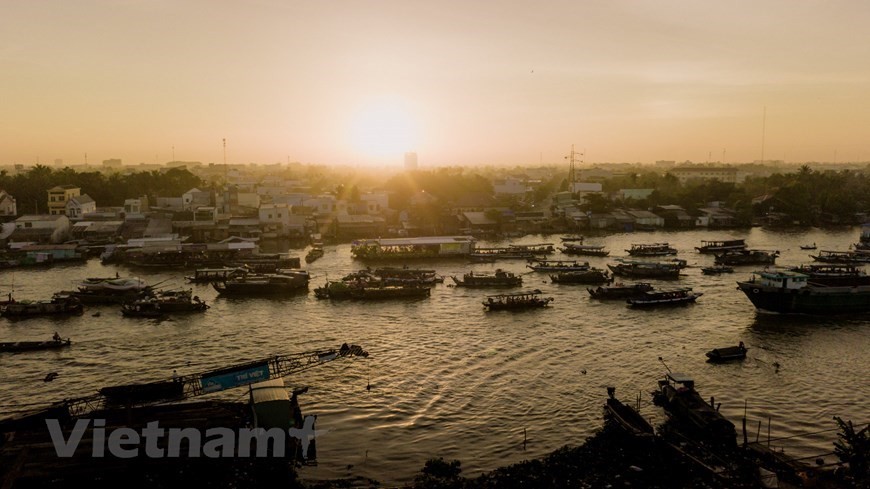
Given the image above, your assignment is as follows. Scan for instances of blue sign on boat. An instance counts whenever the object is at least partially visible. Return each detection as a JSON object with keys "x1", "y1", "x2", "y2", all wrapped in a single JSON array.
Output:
[{"x1": 200, "y1": 361, "x2": 271, "y2": 393}]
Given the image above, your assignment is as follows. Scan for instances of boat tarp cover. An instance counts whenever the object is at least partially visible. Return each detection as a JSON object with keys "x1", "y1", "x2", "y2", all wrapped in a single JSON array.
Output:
[
  {"x1": 668, "y1": 373, "x2": 694, "y2": 384},
  {"x1": 250, "y1": 378, "x2": 293, "y2": 430}
]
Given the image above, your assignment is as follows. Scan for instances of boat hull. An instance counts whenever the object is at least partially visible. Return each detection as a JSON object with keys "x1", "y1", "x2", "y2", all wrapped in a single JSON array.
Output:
[
  {"x1": 705, "y1": 346, "x2": 748, "y2": 362},
  {"x1": 737, "y1": 282, "x2": 870, "y2": 314},
  {"x1": 0, "y1": 339, "x2": 71, "y2": 353},
  {"x1": 627, "y1": 295, "x2": 701, "y2": 308},
  {"x1": 550, "y1": 271, "x2": 610, "y2": 284},
  {"x1": 587, "y1": 284, "x2": 653, "y2": 299},
  {"x1": 1, "y1": 299, "x2": 83, "y2": 318},
  {"x1": 654, "y1": 385, "x2": 737, "y2": 446},
  {"x1": 604, "y1": 398, "x2": 654, "y2": 437}
]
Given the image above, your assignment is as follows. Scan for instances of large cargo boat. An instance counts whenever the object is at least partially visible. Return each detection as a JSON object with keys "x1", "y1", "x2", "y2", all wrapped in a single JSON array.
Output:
[
  {"x1": 695, "y1": 239, "x2": 746, "y2": 254},
  {"x1": 351, "y1": 236, "x2": 476, "y2": 260},
  {"x1": 626, "y1": 243, "x2": 677, "y2": 256},
  {"x1": 714, "y1": 249, "x2": 779, "y2": 266},
  {"x1": 737, "y1": 269, "x2": 870, "y2": 314},
  {"x1": 451, "y1": 269, "x2": 522, "y2": 287}
]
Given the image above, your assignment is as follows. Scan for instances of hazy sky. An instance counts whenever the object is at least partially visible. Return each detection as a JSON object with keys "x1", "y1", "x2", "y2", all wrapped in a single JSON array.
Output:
[{"x1": 3, "y1": 0, "x2": 870, "y2": 167}]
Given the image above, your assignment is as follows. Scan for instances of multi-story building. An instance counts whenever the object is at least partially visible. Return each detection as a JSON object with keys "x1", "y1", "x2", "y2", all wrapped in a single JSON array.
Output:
[
  {"x1": 47, "y1": 185, "x2": 80, "y2": 215},
  {"x1": 404, "y1": 152, "x2": 418, "y2": 170},
  {"x1": 670, "y1": 167, "x2": 739, "y2": 184}
]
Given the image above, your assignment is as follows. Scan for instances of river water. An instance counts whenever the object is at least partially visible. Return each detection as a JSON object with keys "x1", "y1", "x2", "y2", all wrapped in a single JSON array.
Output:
[{"x1": 1, "y1": 226, "x2": 868, "y2": 484}]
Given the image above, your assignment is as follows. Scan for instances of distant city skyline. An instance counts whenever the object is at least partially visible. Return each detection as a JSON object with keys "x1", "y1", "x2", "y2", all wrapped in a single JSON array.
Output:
[{"x1": 3, "y1": 1, "x2": 870, "y2": 167}]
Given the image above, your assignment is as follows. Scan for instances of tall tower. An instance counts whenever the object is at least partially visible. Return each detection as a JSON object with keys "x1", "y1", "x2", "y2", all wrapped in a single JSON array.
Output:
[
  {"x1": 565, "y1": 145, "x2": 583, "y2": 191},
  {"x1": 404, "y1": 152, "x2": 418, "y2": 170}
]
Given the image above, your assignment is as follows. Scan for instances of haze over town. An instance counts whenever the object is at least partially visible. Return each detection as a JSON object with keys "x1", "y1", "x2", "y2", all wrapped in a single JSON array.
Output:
[{"x1": 4, "y1": 0, "x2": 870, "y2": 168}]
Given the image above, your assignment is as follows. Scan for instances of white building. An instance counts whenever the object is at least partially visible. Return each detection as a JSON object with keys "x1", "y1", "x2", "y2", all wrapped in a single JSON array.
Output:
[
  {"x1": 303, "y1": 195, "x2": 347, "y2": 216},
  {"x1": 13, "y1": 214, "x2": 71, "y2": 243},
  {"x1": 65, "y1": 194, "x2": 97, "y2": 219},
  {"x1": 571, "y1": 182, "x2": 603, "y2": 201},
  {"x1": 670, "y1": 167, "x2": 739, "y2": 184},
  {"x1": 493, "y1": 177, "x2": 528, "y2": 196},
  {"x1": 360, "y1": 192, "x2": 390, "y2": 215},
  {"x1": 182, "y1": 188, "x2": 211, "y2": 210},
  {"x1": 0, "y1": 190, "x2": 16, "y2": 217}
]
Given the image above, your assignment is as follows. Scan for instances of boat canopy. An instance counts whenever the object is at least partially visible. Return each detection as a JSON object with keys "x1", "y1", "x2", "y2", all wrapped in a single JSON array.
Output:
[
  {"x1": 249, "y1": 378, "x2": 293, "y2": 430},
  {"x1": 353, "y1": 236, "x2": 475, "y2": 246},
  {"x1": 667, "y1": 372, "x2": 694, "y2": 384},
  {"x1": 250, "y1": 378, "x2": 289, "y2": 404}
]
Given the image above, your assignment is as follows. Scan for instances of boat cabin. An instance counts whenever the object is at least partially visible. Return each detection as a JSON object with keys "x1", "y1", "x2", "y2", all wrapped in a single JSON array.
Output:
[
  {"x1": 659, "y1": 372, "x2": 695, "y2": 391},
  {"x1": 751, "y1": 270, "x2": 809, "y2": 289},
  {"x1": 696, "y1": 239, "x2": 746, "y2": 252}
]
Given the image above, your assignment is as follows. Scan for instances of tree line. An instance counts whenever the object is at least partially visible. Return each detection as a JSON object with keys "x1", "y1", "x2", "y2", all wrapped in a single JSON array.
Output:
[
  {"x1": 2, "y1": 164, "x2": 868, "y2": 226},
  {"x1": 0, "y1": 165, "x2": 204, "y2": 214}
]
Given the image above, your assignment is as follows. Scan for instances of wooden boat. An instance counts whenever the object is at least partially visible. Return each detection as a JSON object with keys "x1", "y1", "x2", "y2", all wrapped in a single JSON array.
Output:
[
  {"x1": 0, "y1": 337, "x2": 71, "y2": 353},
  {"x1": 705, "y1": 343, "x2": 748, "y2": 363},
  {"x1": 626, "y1": 288, "x2": 702, "y2": 307},
  {"x1": 305, "y1": 244, "x2": 324, "y2": 264},
  {"x1": 470, "y1": 244, "x2": 554, "y2": 260},
  {"x1": 608, "y1": 261, "x2": 682, "y2": 279},
  {"x1": 714, "y1": 249, "x2": 779, "y2": 266},
  {"x1": 77, "y1": 275, "x2": 149, "y2": 292},
  {"x1": 799, "y1": 243, "x2": 817, "y2": 250},
  {"x1": 701, "y1": 265, "x2": 734, "y2": 275},
  {"x1": 121, "y1": 290, "x2": 209, "y2": 317},
  {"x1": 313, "y1": 280, "x2": 430, "y2": 300},
  {"x1": 526, "y1": 260, "x2": 590, "y2": 272},
  {"x1": 1, "y1": 294, "x2": 84, "y2": 318},
  {"x1": 213, "y1": 271, "x2": 309, "y2": 296},
  {"x1": 560, "y1": 235, "x2": 584, "y2": 243},
  {"x1": 482, "y1": 290, "x2": 553, "y2": 310},
  {"x1": 451, "y1": 269, "x2": 522, "y2": 287},
  {"x1": 587, "y1": 283, "x2": 654, "y2": 299},
  {"x1": 652, "y1": 372, "x2": 737, "y2": 446},
  {"x1": 810, "y1": 249, "x2": 870, "y2": 264},
  {"x1": 559, "y1": 244, "x2": 610, "y2": 257},
  {"x1": 695, "y1": 239, "x2": 746, "y2": 254},
  {"x1": 185, "y1": 267, "x2": 247, "y2": 283},
  {"x1": 549, "y1": 268, "x2": 611, "y2": 284},
  {"x1": 368, "y1": 267, "x2": 444, "y2": 285},
  {"x1": 786, "y1": 264, "x2": 870, "y2": 286},
  {"x1": 604, "y1": 387, "x2": 654, "y2": 437},
  {"x1": 68, "y1": 275, "x2": 156, "y2": 304},
  {"x1": 626, "y1": 243, "x2": 677, "y2": 256}
]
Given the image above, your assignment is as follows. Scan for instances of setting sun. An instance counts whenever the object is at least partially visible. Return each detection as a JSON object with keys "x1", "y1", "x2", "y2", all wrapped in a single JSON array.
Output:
[{"x1": 349, "y1": 97, "x2": 419, "y2": 161}]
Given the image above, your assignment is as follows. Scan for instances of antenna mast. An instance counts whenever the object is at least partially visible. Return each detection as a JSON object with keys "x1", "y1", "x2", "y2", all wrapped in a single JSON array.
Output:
[{"x1": 760, "y1": 106, "x2": 766, "y2": 164}]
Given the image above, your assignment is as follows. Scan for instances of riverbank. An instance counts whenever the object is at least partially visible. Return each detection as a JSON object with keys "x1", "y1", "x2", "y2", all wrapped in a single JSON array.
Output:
[{"x1": 303, "y1": 421, "x2": 858, "y2": 489}]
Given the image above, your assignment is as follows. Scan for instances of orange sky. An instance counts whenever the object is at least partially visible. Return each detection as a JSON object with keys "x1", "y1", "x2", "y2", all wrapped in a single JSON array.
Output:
[{"x1": 3, "y1": 1, "x2": 870, "y2": 167}]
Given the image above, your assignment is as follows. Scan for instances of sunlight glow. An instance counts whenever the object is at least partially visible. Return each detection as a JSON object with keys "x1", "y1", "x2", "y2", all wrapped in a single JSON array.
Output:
[{"x1": 349, "y1": 98, "x2": 418, "y2": 161}]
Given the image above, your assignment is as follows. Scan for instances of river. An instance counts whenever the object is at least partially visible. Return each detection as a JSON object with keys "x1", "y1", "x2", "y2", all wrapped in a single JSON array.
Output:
[{"x1": 1, "y1": 226, "x2": 868, "y2": 484}]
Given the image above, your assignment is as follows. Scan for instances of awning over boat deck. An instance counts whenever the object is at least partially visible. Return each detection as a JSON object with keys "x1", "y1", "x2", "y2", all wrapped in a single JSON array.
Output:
[
  {"x1": 249, "y1": 378, "x2": 289, "y2": 404},
  {"x1": 249, "y1": 378, "x2": 294, "y2": 430},
  {"x1": 667, "y1": 373, "x2": 694, "y2": 384}
]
